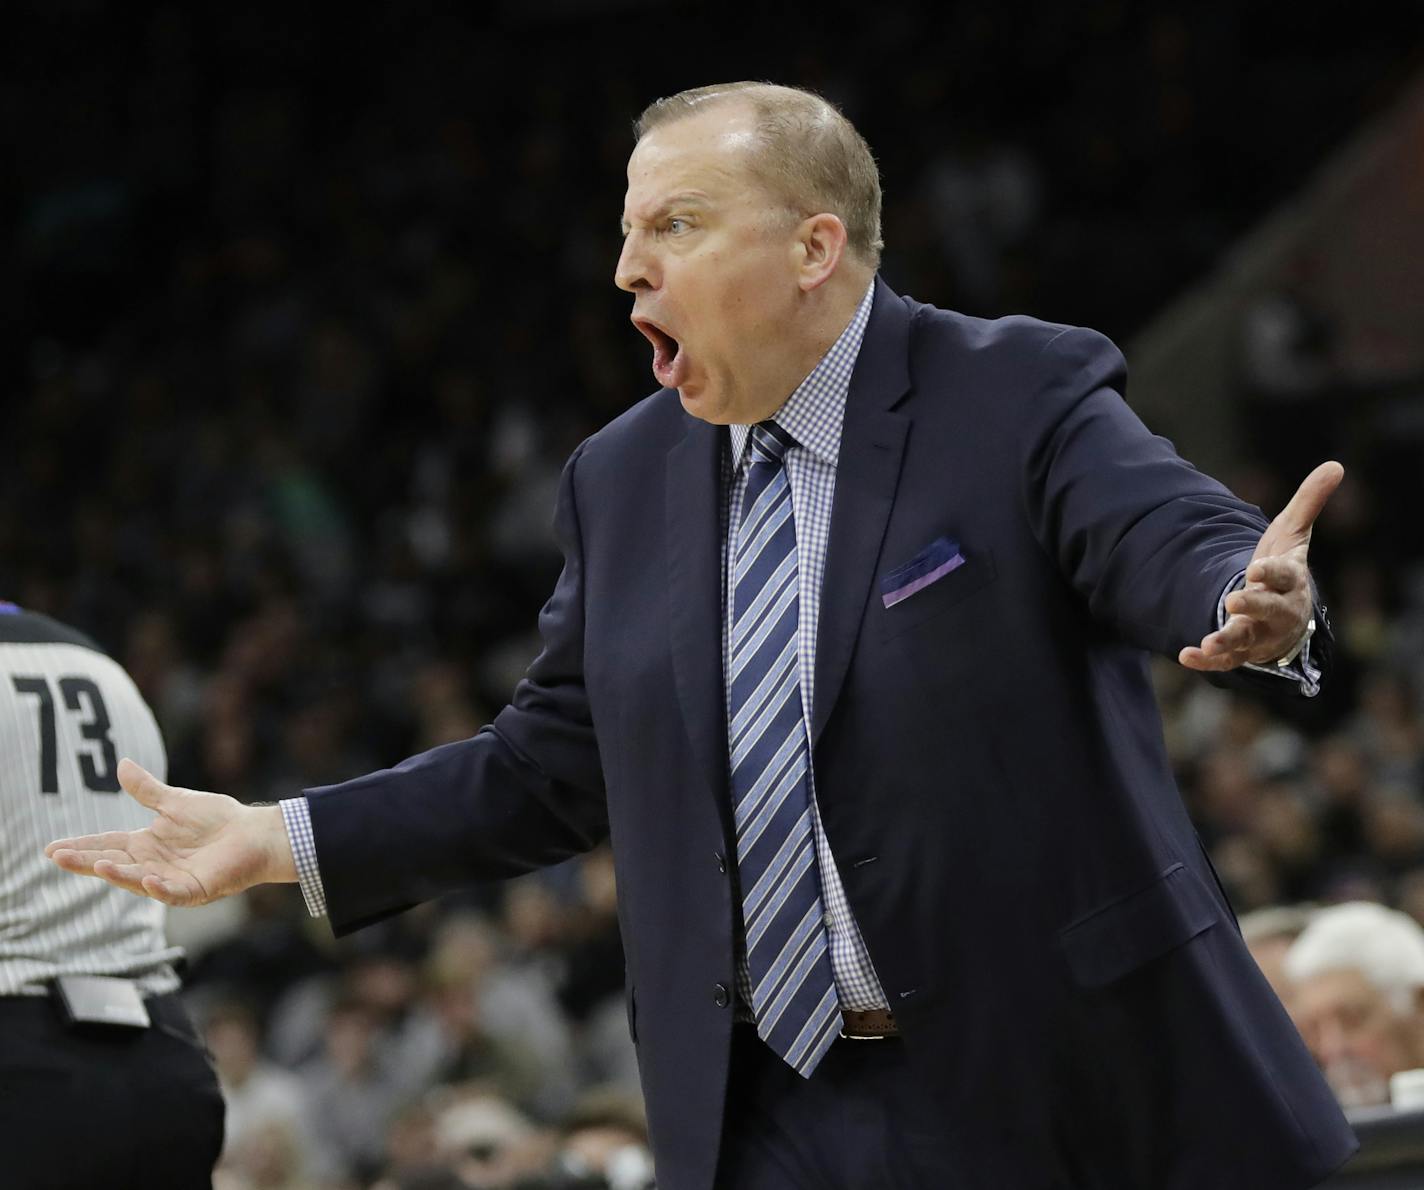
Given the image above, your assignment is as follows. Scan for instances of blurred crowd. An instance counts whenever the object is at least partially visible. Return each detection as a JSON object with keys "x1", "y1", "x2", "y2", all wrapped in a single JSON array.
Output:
[
  {"x1": 179, "y1": 853, "x2": 645, "y2": 1189},
  {"x1": 7, "y1": 2, "x2": 1424, "y2": 1187}
]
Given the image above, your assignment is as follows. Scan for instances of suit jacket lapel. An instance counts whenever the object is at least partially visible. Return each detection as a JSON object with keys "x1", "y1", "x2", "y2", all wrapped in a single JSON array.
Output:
[
  {"x1": 811, "y1": 280, "x2": 912, "y2": 747},
  {"x1": 666, "y1": 417, "x2": 732, "y2": 816}
]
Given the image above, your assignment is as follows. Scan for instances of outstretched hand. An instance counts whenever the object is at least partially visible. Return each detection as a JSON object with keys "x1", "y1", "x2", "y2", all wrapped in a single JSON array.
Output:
[
  {"x1": 45, "y1": 758, "x2": 296, "y2": 906},
  {"x1": 1179, "y1": 460, "x2": 1344, "y2": 674}
]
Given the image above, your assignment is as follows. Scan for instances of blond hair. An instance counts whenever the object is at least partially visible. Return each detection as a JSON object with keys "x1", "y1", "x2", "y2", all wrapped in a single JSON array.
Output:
[{"x1": 636, "y1": 81, "x2": 883, "y2": 268}]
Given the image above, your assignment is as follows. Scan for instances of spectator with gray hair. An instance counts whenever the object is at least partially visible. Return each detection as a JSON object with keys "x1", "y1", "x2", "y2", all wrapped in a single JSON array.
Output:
[
  {"x1": 1285, "y1": 901, "x2": 1424, "y2": 1107},
  {"x1": 1240, "y1": 903, "x2": 1318, "y2": 1006}
]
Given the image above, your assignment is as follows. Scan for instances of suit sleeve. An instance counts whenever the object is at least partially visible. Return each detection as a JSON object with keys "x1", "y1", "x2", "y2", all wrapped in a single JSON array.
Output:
[
  {"x1": 305, "y1": 443, "x2": 609, "y2": 936},
  {"x1": 1019, "y1": 326, "x2": 1331, "y2": 688}
]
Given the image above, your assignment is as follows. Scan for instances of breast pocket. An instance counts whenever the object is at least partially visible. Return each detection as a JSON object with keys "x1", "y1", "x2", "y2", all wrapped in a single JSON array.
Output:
[{"x1": 880, "y1": 547, "x2": 998, "y2": 638}]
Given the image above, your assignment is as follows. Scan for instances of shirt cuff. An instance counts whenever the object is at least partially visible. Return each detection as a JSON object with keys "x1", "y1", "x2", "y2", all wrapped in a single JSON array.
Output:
[
  {"x1": 279, "y1": 797, "x2": 328, "y2": 918},
  {"x1": 1217, "y1": 570, "x2": 1322, "y2": 698}
]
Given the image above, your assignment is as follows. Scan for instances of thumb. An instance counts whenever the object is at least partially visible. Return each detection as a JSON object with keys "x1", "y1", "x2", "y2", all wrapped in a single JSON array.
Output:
[
  {"x1": 117, "y1": 758, "x2": 173, "y2": 813},
  {"x1": 1274, "y1": 460, "x2": 1345, "y2": 539}
]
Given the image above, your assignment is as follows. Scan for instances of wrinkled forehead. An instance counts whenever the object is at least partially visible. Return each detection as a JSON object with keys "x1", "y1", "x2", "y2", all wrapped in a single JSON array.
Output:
[
  {"x1": 1295, "y1": 966, "x2": 1396, "y2": 1017},
  {"x1": 622, "y1": 107, "x2": 765, "y2": 217}
]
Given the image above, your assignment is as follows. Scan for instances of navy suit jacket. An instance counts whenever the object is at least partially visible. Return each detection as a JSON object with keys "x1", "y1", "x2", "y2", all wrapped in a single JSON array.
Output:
[{"x1": 307, "y1": 280, "x2": 1357, "y2": 1189}]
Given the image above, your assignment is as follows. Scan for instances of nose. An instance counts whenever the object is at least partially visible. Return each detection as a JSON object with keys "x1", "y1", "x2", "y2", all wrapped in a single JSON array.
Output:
[
  {"x1": 1314, "y1": 1016, "x2": 1349, "y2": 1065},
  {"x1": 615, "y1": 231, "x2": 657, "y2": 294}
]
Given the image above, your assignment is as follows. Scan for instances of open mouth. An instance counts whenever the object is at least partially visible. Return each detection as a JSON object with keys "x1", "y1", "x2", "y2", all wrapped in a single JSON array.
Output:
[{"x1": 632, "y1": 317, "x2": 688, "y2": 389}]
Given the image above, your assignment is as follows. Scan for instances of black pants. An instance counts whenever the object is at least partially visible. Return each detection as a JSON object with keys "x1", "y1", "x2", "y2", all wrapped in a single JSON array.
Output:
[
  {"x1": 0, "y1": 991, "x2": 225, "y2": 1190},
  {"x1": 716, "y1": 1023, "x2": 957, "y2": 1189}
]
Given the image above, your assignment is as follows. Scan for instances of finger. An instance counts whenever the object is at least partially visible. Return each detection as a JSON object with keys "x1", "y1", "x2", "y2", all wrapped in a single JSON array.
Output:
[
  {"x1": 46, "y1": 831, "x2": 136, "y2": 858},
  {"x1": 117, "y1": 758, "x2": 172, "y2": 813},
  {"x1": 1203, "y1": 615, "x2": 1258, "y2": 657},
  {"x1": 140, "y1": 873, "x2": 198, "y2": 907},
  {"x1": 1244, "y1": 557, "x2": 1306, "y2": 594},
  {"x1": 1274, "y1": 460, "x2": 1345, "y2": 537},
  {"x1": 1225, "y1": 588, "x2": 1296, "y2": 621},
  {"x1": 93, "y1": 859, "x2": 155, "y2": 898},
  {"x1": 49, "y1": 849, "x2": 105, "y2": 877},
  {"x1": 50, "y1": 847, "x2": 137, "y2": 875},
  {"x1": 1178, "y1": 645, "x2": 1245, "y2": 673}
]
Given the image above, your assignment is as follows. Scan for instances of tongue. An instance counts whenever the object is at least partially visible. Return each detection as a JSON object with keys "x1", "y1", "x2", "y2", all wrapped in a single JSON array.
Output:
[{"x1": 652, "y1": 340, "x2": 689, "y2": 390}]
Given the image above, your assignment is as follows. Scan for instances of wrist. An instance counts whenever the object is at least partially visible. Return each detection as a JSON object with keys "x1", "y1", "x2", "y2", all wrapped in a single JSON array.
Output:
[
  {"x1": 254, "y1": 803, "x2": 298, "y2": 883},
  {"x1": 1273, "y1": 617, "x2": 1316, "y2": 668}
]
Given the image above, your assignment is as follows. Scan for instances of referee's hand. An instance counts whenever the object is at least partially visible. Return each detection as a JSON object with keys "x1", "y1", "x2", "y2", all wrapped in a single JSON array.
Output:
[{"x1": 44, "y1": 758, "x2": 298, "y2": 907}]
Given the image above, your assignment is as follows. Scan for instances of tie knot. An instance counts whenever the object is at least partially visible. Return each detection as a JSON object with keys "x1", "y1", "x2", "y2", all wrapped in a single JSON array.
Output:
[{"x1": 747, "y1": 421, "x2": 795, "y2": 467}]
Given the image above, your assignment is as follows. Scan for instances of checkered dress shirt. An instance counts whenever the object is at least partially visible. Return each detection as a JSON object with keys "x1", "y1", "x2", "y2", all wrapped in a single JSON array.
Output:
[{"x1": 725, "y1": 281, "x2": 887, "y2": 1013}]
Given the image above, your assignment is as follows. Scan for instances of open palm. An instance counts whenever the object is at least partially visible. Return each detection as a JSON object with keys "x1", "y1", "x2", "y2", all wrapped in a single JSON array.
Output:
[
  {"x1": 1179, "y1": 460, "x2": 1344, "y2": 672},
  {"x1": 46, "y1": 758, "x2": 286, "y2": 906}
]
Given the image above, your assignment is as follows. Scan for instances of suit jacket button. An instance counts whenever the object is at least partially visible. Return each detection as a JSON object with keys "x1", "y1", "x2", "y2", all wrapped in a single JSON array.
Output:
[
  {"x1": 715, "y1": 851, "x2": 726, "y2": 874},
  {"x1": 713, "y1": 983, "x2": 730, "y2": 1008}
]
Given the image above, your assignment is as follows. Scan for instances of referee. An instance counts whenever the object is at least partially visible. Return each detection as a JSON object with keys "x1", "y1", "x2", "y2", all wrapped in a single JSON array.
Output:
[{"x1": 0, "y1": 601, "x2": 224, "y2": 1189}]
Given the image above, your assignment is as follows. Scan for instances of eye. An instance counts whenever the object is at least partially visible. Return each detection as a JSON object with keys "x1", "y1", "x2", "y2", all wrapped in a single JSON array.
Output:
[{"x1": 667, "y1": 217, "x2": 691, "y2": 235}]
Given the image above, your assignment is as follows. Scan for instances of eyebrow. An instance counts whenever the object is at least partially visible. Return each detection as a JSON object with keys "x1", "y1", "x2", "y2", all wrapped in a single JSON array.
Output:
[{"x1": 620, "y1": 193, "x2": 712, "y2": 234}]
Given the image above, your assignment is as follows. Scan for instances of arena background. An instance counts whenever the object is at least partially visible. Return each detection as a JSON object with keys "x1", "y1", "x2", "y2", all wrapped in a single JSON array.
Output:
[{"x1": 5, "y1": 2, "x2": 1424, "y2": 1187}]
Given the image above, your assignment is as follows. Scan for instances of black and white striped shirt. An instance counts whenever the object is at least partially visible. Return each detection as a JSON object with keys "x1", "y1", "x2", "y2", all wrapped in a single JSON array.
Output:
[{"x1": 0, "y1": 604, "x2": 181, "y2": 996}]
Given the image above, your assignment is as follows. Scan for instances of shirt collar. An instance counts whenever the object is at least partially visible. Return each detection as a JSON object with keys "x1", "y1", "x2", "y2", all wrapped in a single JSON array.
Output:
[{"x1": 730, "y1": 279, "x2": 876, "y2": 472}]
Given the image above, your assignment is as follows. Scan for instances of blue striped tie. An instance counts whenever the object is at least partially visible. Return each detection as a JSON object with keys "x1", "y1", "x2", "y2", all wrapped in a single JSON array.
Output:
[{"x1": 730, "y1": 421, "x2": 840, "y2": 1076}]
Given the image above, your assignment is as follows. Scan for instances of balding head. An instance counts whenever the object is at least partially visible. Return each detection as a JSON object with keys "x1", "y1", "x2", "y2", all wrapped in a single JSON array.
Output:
[{"x1": 635, "y1": 82, "x2": 883, "y2": 268}]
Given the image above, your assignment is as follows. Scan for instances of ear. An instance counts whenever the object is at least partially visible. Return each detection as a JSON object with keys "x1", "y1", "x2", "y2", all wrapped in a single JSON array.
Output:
[{"x1": 794, "y1": 213, "x2": 849, "y2": 292}]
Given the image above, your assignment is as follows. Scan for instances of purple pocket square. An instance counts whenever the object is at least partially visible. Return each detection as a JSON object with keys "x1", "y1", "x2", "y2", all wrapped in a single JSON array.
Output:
[{"x1": 881, "y1": 537, "x2": 965, "y2": 608}]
